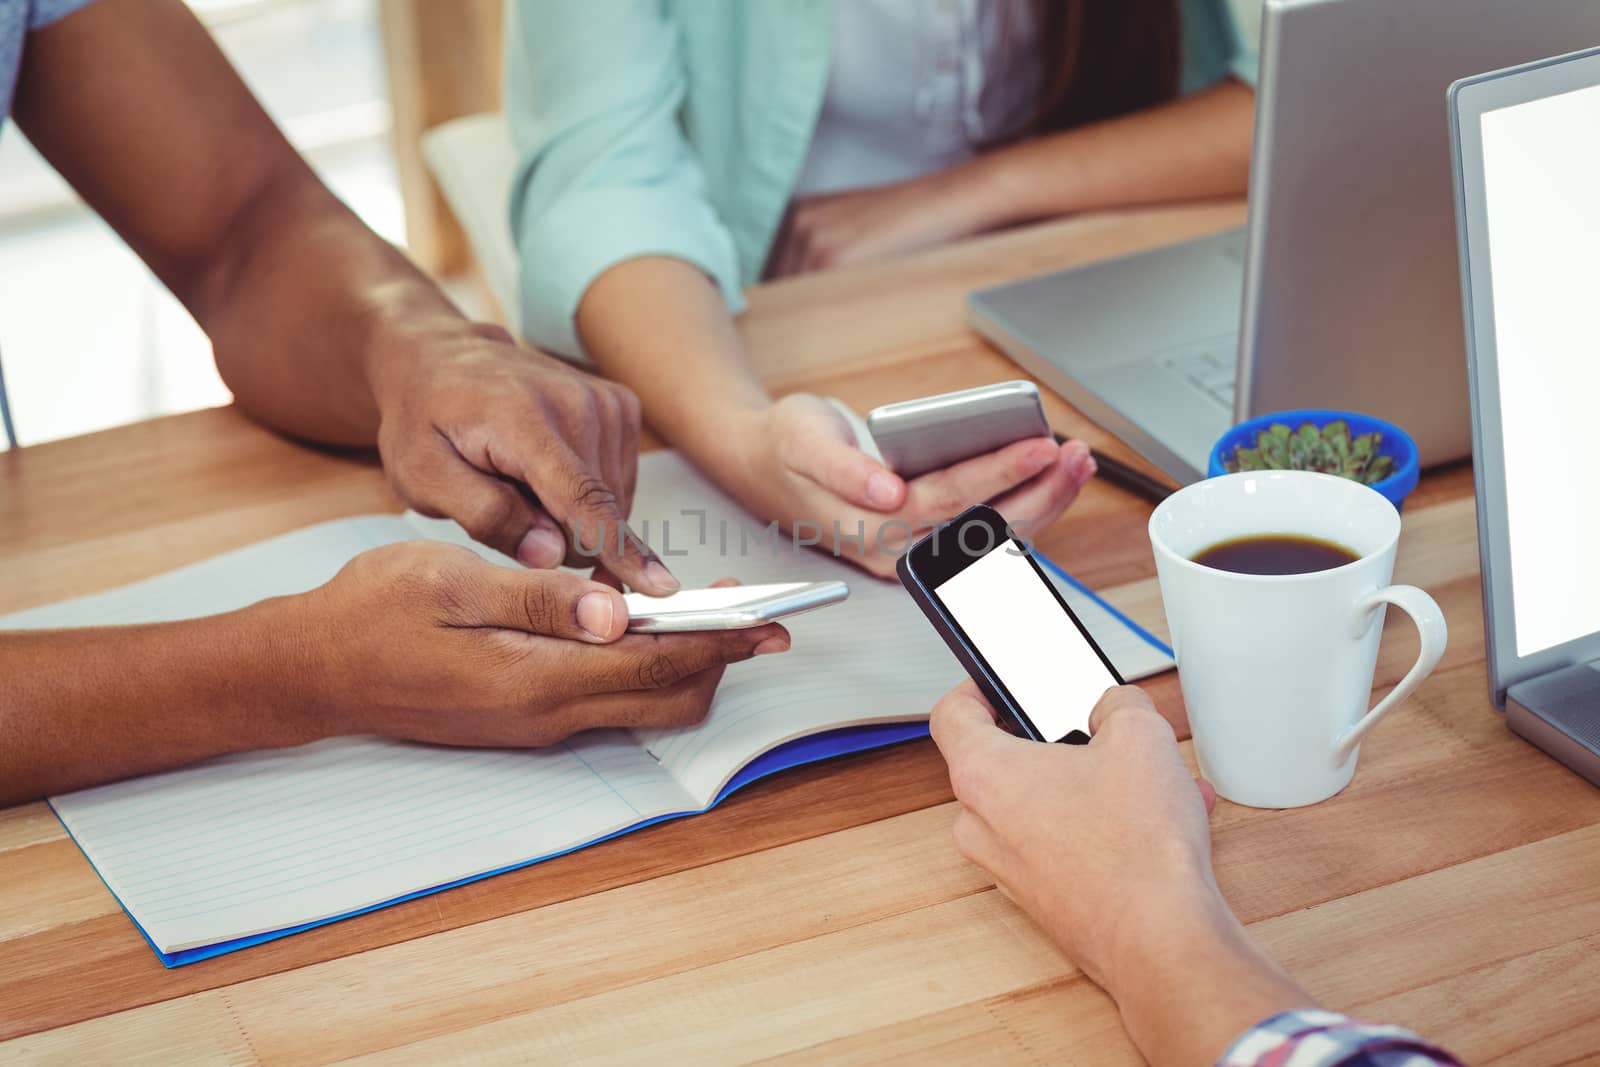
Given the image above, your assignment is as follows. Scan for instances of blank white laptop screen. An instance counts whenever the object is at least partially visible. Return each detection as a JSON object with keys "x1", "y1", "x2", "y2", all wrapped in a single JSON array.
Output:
[{"x1": 1479, "y1": 84, "x2": 1600, "y2": 656}]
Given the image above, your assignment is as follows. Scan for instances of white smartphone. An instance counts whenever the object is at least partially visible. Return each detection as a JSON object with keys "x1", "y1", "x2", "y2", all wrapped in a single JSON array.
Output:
[
  {"x1": 866, "y1": 380, "x2": 1052, "y2": 479},
  {"x1": 623, "y1": 581, "x2": 850, "y2": 633}
]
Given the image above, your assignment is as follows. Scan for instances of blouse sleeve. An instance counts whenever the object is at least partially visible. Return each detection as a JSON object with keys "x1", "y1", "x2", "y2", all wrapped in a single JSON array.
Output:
[
  {"x1": 503, "y1": 0, "x2": 744, "y2": 359},
  {"x1": 1180, "y1": 0, "x2": 1261, "y2": 92}
]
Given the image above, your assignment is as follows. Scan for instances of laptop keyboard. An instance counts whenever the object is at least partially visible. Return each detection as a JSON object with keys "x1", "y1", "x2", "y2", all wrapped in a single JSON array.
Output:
[{"x1": 1157, "y1": 343, "x2": 1238, "y2": 409}]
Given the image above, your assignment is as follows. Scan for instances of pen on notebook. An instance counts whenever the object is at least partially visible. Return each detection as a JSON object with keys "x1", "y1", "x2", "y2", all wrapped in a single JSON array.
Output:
[{"x1": 1053, "y1": 432, "x2": 1174, "y2": 505}]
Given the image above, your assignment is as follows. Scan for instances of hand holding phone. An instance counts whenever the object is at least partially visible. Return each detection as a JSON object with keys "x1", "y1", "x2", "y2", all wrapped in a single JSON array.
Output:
[
  {"x1": 729, "y1": 391, "x2": 1087, "y2": 582},
  {"x1": 624, "y1": 581, "x2": 849, "y2": 633},
  {"x1": 897, "y1": 504, "x2": 1122, "y2": 743}
]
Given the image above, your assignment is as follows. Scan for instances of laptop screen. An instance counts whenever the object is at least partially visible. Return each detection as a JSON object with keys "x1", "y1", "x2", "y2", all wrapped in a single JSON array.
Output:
[{"x1": 1479, "y1": 83, "x2": 1600, "y2": 657}]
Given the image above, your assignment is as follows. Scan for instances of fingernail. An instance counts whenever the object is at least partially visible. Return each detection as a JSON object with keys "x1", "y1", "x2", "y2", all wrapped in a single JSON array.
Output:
[
  {"x1": 865, "y1": 471, "x2": 899, "y2": 509},
  {"x1": 1080, "y1": 453, "x2": 1098, "y2": 481},
  {"x1": 644, "y1": 560, "x2": 680, "y2": 593},
  {"x1": 753, "y1": 636, "x2": 790, "y2": 656},
  {"x1": 517, "y1": 524, "x2": 567, "y2": 567},
  {"x1": 576, "y1": 591, "x2": 616, "y2": 640}
]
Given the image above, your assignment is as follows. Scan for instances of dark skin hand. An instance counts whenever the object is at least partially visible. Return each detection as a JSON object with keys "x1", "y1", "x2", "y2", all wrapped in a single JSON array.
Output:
[
  {"x1": 13, "y1": 0, "x2": 673, "y2": 590},
  {"x1": 0, "y1": 544, "x2": 789, "y2": 807}
]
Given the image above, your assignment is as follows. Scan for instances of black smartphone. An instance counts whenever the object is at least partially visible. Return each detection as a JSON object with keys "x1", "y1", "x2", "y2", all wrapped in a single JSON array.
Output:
[{"x1": 896, "y1": 504, "x2": 1124, "y2": 744}]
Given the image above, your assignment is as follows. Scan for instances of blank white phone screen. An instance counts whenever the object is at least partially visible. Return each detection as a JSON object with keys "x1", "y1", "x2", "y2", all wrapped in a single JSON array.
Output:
[
  {"x1": 935, "y1": 546, "x2": 1117, "y2": 741},
  {"x1": 1480, "y1": 82, "x2": 1600, "y2": 656}
]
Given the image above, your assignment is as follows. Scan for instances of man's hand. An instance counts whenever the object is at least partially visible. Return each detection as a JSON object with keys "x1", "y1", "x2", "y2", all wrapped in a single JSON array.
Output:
[
  {"x1": 727, "y1": 394, "x2": 1095, "y2": 578},
  {"x1": 368, "y1": 324, "x2": 680, "y2": 595},
  {"x1": 928, "y1": 683, "x2": 1310, "y2": 1067},
  {"x1": 290, "y1": 542, "x2": 787, "y2": 747},
  {"x1": 0, "y1": 542, "x2": 785, "y2": 805}
]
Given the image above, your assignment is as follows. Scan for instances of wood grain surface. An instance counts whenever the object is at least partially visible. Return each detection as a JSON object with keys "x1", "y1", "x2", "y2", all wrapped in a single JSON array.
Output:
[{"x1": 5, "y1": 203, "x2": 1592, "y2": 1065}]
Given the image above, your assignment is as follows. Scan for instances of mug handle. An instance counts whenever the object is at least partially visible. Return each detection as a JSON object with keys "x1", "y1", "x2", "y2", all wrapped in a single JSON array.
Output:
[{"x1": 1332, "y1": 585, "x2": 1449, "y2": 766}]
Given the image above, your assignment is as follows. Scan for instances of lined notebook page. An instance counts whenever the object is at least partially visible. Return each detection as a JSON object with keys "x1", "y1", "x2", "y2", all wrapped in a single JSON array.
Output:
[
  {"x1": 50, "y1": 732, "x2": 687, "y2": 952},
  {"x1": 2, "y1": 514, "x2": 692, "y2": 953},
  {"x1": 615, "y1": 470, "x2": 959, "y2": 803},
  {"x1": 639, "y1": 577, "x2": 959, "y2": 805},
  {"x1": 598, "y1": 452, "x2": 1171, "y2": 805}
]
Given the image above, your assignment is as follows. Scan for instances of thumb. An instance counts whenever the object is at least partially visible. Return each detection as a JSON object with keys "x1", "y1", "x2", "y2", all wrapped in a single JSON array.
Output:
[
  {"x1": 1197, "y1": 777, "x2": 1218, "y2": 816},
  {"x1": 1087, "y1": 685, "x2": 1161, "y2": 738},
  {"x1": 784, "y1": 401, "x2": 906, "y2": 511},
  {"x1": 458, "y1": 559, "x2": 629, "y2": 643},
  {"x1": 929, "y1": 682, "x2": 1006, "y2": 763}
]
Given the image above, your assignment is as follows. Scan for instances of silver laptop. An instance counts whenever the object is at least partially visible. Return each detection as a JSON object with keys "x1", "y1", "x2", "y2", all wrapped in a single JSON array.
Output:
[
  {"x1": 1452, "y1": 46, "x2": 1600, "y2": 785},
  {"x1": 969, "y1": 0, "x2": 1600, "y2": 485}
]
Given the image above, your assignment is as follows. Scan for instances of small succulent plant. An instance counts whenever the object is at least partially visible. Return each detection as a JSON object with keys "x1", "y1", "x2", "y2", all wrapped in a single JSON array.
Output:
[{"x1": 1223, "y1": 420, "x2": 1395, "y2": 485}]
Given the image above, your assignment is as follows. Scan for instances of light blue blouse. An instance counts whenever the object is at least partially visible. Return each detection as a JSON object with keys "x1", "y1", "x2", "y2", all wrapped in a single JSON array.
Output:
[{"x1": 506, "y1": 0, "x2": 1259, "y2": 358}]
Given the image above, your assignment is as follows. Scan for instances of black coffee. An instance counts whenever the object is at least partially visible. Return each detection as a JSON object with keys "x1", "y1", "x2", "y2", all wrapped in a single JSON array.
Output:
[{"x1": 1191, "y1": 534, "x2": 1360, "y2": 576}]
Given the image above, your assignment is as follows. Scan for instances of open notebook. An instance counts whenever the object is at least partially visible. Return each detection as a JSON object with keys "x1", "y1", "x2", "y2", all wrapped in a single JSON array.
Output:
[{"x1": 1, "y1": 452, "x2": 1173, "y2": 966}]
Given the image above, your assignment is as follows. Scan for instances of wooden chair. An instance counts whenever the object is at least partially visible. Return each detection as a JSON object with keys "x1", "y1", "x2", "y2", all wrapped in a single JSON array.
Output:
[{"x1": 378, "y1": 0, "x2": 504, "y2": 281}]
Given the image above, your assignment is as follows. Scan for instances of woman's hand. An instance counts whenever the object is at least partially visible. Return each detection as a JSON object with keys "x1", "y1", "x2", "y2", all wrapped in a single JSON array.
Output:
[
  {"x1": 929, "y1": 684, "x2": 1310, "y2": 1067},
  {"x1": 766, "y1": 81, "x2": 1258, "y2": 281},
  {"x1": 724, "y1": 394, "x2": 1095, "y2": 578},
  {"x1": 288, "y1": 541, "x2": 789, "y2": 747},
  {"x1": 768, "y1": 168, "x2": 996, "y2": 278}
]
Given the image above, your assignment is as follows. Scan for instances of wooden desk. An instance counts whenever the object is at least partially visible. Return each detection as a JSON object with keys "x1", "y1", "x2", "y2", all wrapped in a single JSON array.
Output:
[{"x1": 4, "y1": 203, "x2": 1598, "y2": 1065}]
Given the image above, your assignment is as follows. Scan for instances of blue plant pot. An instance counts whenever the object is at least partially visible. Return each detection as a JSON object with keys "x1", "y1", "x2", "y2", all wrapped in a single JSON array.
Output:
[{"x1": 1207, "y1": 409, "x2": 1420, "y2": 511}]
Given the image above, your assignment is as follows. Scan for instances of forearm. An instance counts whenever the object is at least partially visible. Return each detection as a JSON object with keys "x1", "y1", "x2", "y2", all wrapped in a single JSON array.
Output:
[
  {"x1": 0, "y1": 598, "x2": 323, "y2": 806},
  {"x1": 14, "y1": 0, "x2": 490, "y2": 451},
  {"x1": 576, "y1": 257, "x2": 769, "y2": 485},
  {"x1": 962, "y1": 80, "x2": 1255, "y2": 231},
  {"x1": 193, "y1": 165, "x2": 482, "y2": 448},
  {"x1": 1103, "y1": 888, "x2": 1310, "y2": 1067}
]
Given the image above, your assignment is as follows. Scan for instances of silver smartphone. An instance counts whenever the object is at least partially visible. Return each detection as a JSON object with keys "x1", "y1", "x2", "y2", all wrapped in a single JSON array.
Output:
[
  {"x1": 866, "y1": 380, "x2": 1052, "y2": 479},
  {"x1": 623, "y1": 581, "x2": 850, "y2": 633}
]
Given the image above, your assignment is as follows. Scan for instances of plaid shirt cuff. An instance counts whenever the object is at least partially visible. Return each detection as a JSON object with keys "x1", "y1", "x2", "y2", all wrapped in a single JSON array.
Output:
[{"x1": 1218, "y1": 1009, "x2": 1465, "y2": 1067}]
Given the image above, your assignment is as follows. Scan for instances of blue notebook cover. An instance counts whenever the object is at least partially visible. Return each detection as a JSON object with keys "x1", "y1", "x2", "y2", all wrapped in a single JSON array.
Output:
[{"x1": 54, "y1": 560, "x2": 1171, "y2": 967}]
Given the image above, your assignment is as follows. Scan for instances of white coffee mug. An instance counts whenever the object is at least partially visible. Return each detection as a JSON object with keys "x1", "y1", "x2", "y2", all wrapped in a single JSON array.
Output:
[{"x1": 1149, "y1": 471, "x2": 1448, "y2": 808}]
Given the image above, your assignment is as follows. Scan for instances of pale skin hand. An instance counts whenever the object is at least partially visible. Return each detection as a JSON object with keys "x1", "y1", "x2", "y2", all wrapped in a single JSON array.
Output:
[
  {"x1": 769, "y1": 168, "x2": 990, "y2": 278},
  {"x1": 929, "y1": 683, "x2": 1310, "y2": 1067},
  {"x1": 577, "y1": 258, "x2": 1095, "y2": 579},
  {"x1": 0, "y1": 543, "x2": 789, "y2": 807},
  {"x1": 15, "y1": 0, "x2": 676, "y2": 594},
  {"x1": 723, "y1": 393, "x2": 1094, "y2": 577},
  {"x1": 769, "y1": 80, "x2": 1255, "y2": 276}
]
